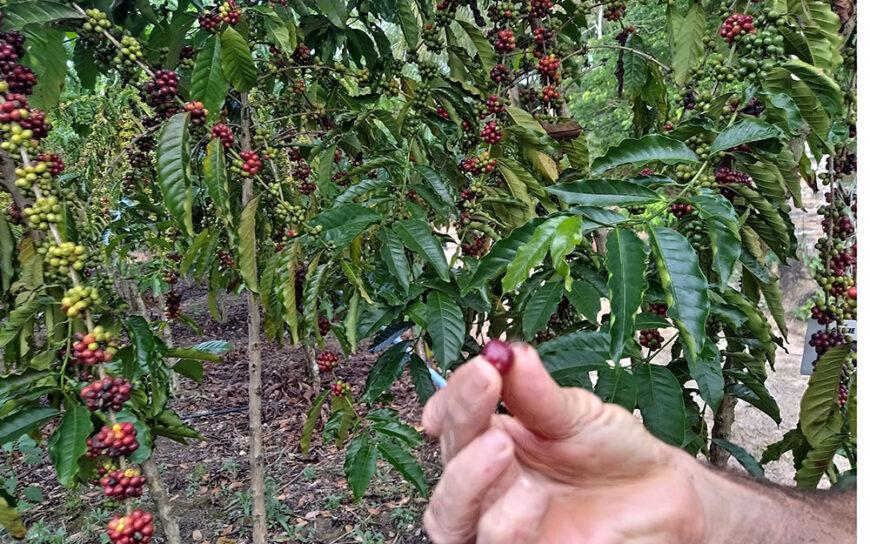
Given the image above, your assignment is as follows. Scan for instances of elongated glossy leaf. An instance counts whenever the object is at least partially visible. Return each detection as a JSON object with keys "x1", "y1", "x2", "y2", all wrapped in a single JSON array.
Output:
[
  {"x1": 710, "y1": 119, "x2": 782, "y2": 154},
  {"x1": 757, "y1": 276, "x2": 788, "y2": 337},
  {"x1": 0, "y1": 407, "x2": 58, "y2": 445},
  {"x1": 238, "y1": 196, "x2": 259, "y2": 293},
  {"x1": 550, "y1": 216, "x2": 582, "y2": 289},
  {"x1": 502, "y1": 216, "x2": 568, "y2": 292},
  {"x1": 591, "y1": 135, "x2": 697, "y2": 174},
  {"x1": 606, "y1": 229, "x2": 648, "y2": 363},
  {"x1": 157, "y1": 113, "x2": 193, "y2": 236},
  {"x1": 393, "y1": 219, "x2": 450, "y2": 282},
  {"x1": 635, "y1": 364, "x2": 686, "y2": 447},
  {"x1": 396, "y1": 0, "x2": 420, "y2": 49},
  {"x1": 457, "y1": 19, "x2": 496, "y2": 70},
  {"x1": 416, "y1": 165, "x2": 455, "y2": 209},
  {"x1": 465, "y1": 219, "x2": 543, "y2": 291},
  {"x1": 408, "y1": 353, "x2": 435, "y2": 404},
  {"x1": 335, "y1": 178, "x2": 389, "y2": 205},
  {"x1": 0, "y1": 296, "x2": 40, "y2": 347},
  {"x1": 202, "y1": 140, "x2": 235, "y2": 244},
  {"x1": 800, "y1": 345, "x2": 850, "y2": 447},
  {"x1": 2, "y1": 1, "x2": 81, "y2": 28},
  {"x1": 310, "y1": 204, "x2": 380, "y2": 249},
  {"x1": 496, "y1": 159, "x2": 537, "y2": 219},
  {"x1": 711, "y1": 439, "x2": 765, "y2": 479},
  {"x1": 795, "y1": 433, "x2": 843, "y2": 489},
  {"x1": 595, "y1": 366, "x2": 637, "y2": 411},
  {"x1": 689, "y1": 342, "x2": 725, "y2": 411},
  {"x1": 564, "y1": 280, "x2": 600, "y2": 322},
  {"x1": 363, "y1": 342, "x2": 410, "y2": 403},
  {"x1": 669, "y1": 3, "x2": 706, "y2": 85},
  {"x1": 506, "y1": 106, "x2": 547, "y2": 134},
  {"x1": 377, "y1": 439, "x2": 427, "y2": 494},
  {"x1": 345, "y1": 434, "x2": 379, "y2": 500},
  {"x1": 548, "y1": 180, "x2": 662, "y2": 207},
  {"x1": 761, "y1": 427, "x2": 806, "y2": 465},
  {"x1": 316, "y1": 0, "x2": 347, "y2": 27},
  {"x1": 378, "y1": 229, "x2": 410, "y2": 292},
  {"x1": 0, "y1": 213, "x2": 13, "y2": 293},
  {"x1": 426, "y1": 292, "x2": 464, "y2": 367},
  {"x1": 190, "y1": 36, "x2": 227, "y2": 124},
  {"x1": 22, "y1": 29, "x2": 66, "y2": 111},
  {"x1": 522, "y1": 282, "x2": 563, "y2": 341},
  {"x1": 689, "y1": 192, "x2": 740, "y2": 287},
  {"x1": 538, "y1": 330, "x2": 610, "y2": 376},
  {"x1": 220, "y1": 27, "x2": 257, "y2": 92},
  {"x1": 765, "y1": 68, "x2": 829, "y2": 136},
  {"x1": 649, "y1": 228, "x2": 709, "y2": 361},
  {"x1": 727, "y1": 382, "x2": 781, "y2": 424},
  {"x1": 47, "y1": 405, "x2": 92, "y2": 486},
  {"x1": 848, "y1": 375, "x2": 857, "y2": 442},
  {"x1": 781, "y1": 59, "x2": 842, "y2": 117},
  {"x1": 622, "y1": 33, "x2": 649, "y2": 99},
  {"x1": 730, "y1": 184, "x2": 793, "y2": 258},
  {"x1": 300, "y1": 391, "x2": 327, "y2": 454}
]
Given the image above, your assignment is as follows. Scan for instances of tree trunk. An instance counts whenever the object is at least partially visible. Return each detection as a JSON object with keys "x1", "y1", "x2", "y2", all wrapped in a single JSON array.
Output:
[
  {"x1": 142, "y1": 457, "x2": 182, "y2": 544},
  {"x1": 710, "y1": 352, "x2": 737, "y2": 466},
  {"x1": 302, "y1": 343, "x2": 320, "y2": 390},
  {"x1": 240, "y1": 92, "x2": 269, "y2": 544}
]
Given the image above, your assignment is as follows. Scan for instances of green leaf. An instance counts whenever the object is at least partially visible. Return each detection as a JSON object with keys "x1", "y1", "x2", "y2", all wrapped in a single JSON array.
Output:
[
  {"x1": 466, "y1": 219, "x2": 544, "y2": 291},
  {"x1": 506, "y1": 106, "x2": 547, "y2": 135},
  {"x1": 393, "y1": 219, "x2": 450, "y2": 282},
  {"x1": 300, "y1": 391, "x2": 328, "y2": 455},
  {"x1": 757, "y1": 276, "x2": 788, "y2": 337},
  {"x1": 0, "y1": 493, "x2": 25, "y2": 539},
  {"x1": 538, "y1": 330, "x2": 610, "y2": 378},
  {"x1": 550, "y1": 216, "x2": 582, "y2": 289},
  {"x1": 563, "y1": 137, "x2": 590, "y2": 175},
  {"x1": 591, "y1": 135, "x2": 697, "y2": 174},
  {"x1": 711, "y1": 439, "x2": 765, "y2": 479},
  {"x1": 548, "y1": 180, "x2": 663, "y2": 207},
  {"x1": 21, "y1": 29, "x2": 66, "y2": 111},
  {"x1": 238, "y1": 196, "x2": 259, "y2": 293},
  {"x1": 780, "y1": 59, "x2": 842, "y2": 117},
  {"x1": 595, "y1": 366, "x2": 637, "y2": 411},
  {"x1": 220, "y1": 27, "x2": 257, "y2": 92},
  {"x1": 795, "y1": 433, "x2": 844, "y2": 489},
  {"x1": 171, "y1": 359, "x2": 204, "y2": 382},
  {"x1": 377, "y1": 229, "x2": 410, "y2": 293},
  {"x1": 426, "y1": 292, "x2": 464, "y2": 367},
  {"x1": 0, "y1": 407, "x2": 58, "y2": 445},
  {"x1": 606, "y1": 229, "x2": 648, "y2": 363},
  {"x1": 376, "y1": 440, "x2": 428, "y2": 494},
  {"x1": 729, "y1": 184, "x2": 793, "y2": 259},
  {"x1": 564, "y1": 280, "x2": 600, "y2": 322},
  {"x1": 689, "y1": 192, "x2": 740, "y2": 287},
  {"x1": 335, "y1": 178, "x2": 390, "y2": 206},
  {"x1": 310, "y1": 204, "x2": 381, "y2": 249},
  {"x1": 690, "y1": 342, "x2": 725, "y2": 411},
  {"x1": 457, "y1": 19, "x2": 496, "y2": 71},
  {"x1": 363, "y1": 342, "x2": 410, "y2": 403},
  {"x1": 202, "y1": 140, "x2": 235, "y2": 242},
  {"x1": 648, "y1": 227, "x2": 709, "y2": 361},
  {"x1": 621, "y1": 34, "x2": 649, "y2": 99},
  {"x1": 634, "y1": 364, "x2": 686, "y2": 447},
  {"x1": 416, "y1": 165, "x2": 456, "y2": 210},
  {"x1": 799, "y1": 345, "x2": 850, "y2": 447},
  {"x1": 669, "y1": 2, "x2": 706, "y2": 85},
  {"x1": 0, "y1": 296, "x2": 41, "y2": 347},
  {"x1": 408, "y1": 353, "x2": 435, "y2": 405},
  {"x1": 190, "y1": 36, "x2": 228, "y2": 124},
  {"x1": 316, "y1": 0, "x2": 347, "y2": 27},
  {"x1": 710, "y1": 119, "x2": 782, "y2": 154},
  {"x1": 502, "y1": 216, "x2": 569, "y2": 292},
  {"x1": 345, "y1": 435, "x2": 379, "y2": 500},
  {"x1": 765, "y1": 68, "x2": 829, "y2": 136},
  {"x1": 761, "y1": 427, "x2": 806, "y2": 464},
  {"x1": 522, "y1": 282, "x2": 563, "y2": 341},
  {"x1": 156, "y1": 113, "x2": 193, "y2": 237},
  {"x1": 395, "y1": 0, "x2": 420, "y2": 49},
  {"x1": 726, "y1": 380, "x2": 781, "y2": 424},
  {"x1": 0, "y1": 211, "x2": 14, "y2": 293},
  {"x1": 47, "y1": 406, "x2": 92, "y2": 486},
  {"x1": 1, "y1": 1, "x2": 81, "y2": 29}
]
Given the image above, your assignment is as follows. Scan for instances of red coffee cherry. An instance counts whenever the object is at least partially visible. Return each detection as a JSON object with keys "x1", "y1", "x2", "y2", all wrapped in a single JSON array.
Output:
[
  {"x1": 80, "y1": 377, "x2": 132, "y2": 411},
  {"x1": 316, "y1": 351, "x2": 339, "y2": 372},
  {"x1": 101, "y1": 467, "x2": 146, "y2": 499},
  {"x1": 331, "y1": 380, "x2": 351, "y2": 396},
  {"x1": 106, "y1": 509, "x2": 154, "y2": 544},
  {"x1": 87, "y1": 422, "x2": 139, "y2": 458},
  {"x1": 638, "y1": 329, "x2": 665, "y2": 349},
  {"x1": 211, "y1": 123, "x2": 234, "y2": 149},
  {"x1": 481, "y1": 339, "x2": 513, "y2": 374}
]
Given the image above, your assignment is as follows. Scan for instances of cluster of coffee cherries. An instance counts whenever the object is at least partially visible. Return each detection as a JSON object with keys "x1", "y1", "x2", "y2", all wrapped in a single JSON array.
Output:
[
  {"x1": 165, "y1": 289, "x2": 182, "y2": 320},
  {"x1": 459, "y1": 152, "x2": 497, "y2": 176},
  {"x1": 80, "y1": 376, "x2": 132, "y2": 411},
  {"x1": 316, "y1": 351, "x2": 340, "y2": 372},
  {"x1": 233, "y1": 150, "x2": 262, "y2": 176},
  {"x1": 490, "y1": 28, "x2": 516, "y2": 52},
  {"x1": 647, "y1": 303, "x2": 668, "y2": 317},
  {"x1": 61, "y1": 285, "x2": 102, "y2": 318},
  {"x1": 141, "y1": 69, "x2": 179, "y2": 117},
  {"x1": 461, "y1": 233, "x2": 489, "y2": 257},
  {"x1": 670, "y1": 202, "x2": 694, "y2": 219},
  {"x1": 211, "y1": 122, "x2": 234, "y2": 149},
  {"x1": 13, "y1": 159, "x2": 52, "y2": 193},
  {"x1": 604, "y1": 0, "x2": 626, "y2": 21},
  {"x1": 40, "y1": 241, "x2": 87, "y2": 280},
  {"x1": 331, "y1": 380, "x2": 352, "y2": 396},
  {"x1": 639, "y1": 329, "x2": 665, "y2": 349},
  {"x1": 480, "y1": 120, "x2": 503, "y2": 144},
  {"x1": 809, "y1": 329, "x2": 848, "y2": 359},
  {"x1": 547, "y1": 298, "x2": 582, "y2": 333},
  {"x1": 22, "y1": 195, "x2": 61, "y2": 229},
  {"x1": 87, "y1": 422, "x2": 139, "y2": 458},
  {"x1": 719, "y1": 13, "x2": 756, "y2": 44},
  {"x1": 184, "y1": 101, "x2": 208, "y2": 126},
  {"x1": 713, "y1": 166, "x2": 753, "y2": 200},
  {"x1": 106, "y1": 509, "x2": 154, "y2": 544},
  {"x1": 318, "y1": 315, "x2": 331, "y2": 336},
  {"x1": 71, "y1": 327, "x2": 118, "y2": 365},
  {"x1": 100, "y1": 467, "x2": 146, "y2": 499}
]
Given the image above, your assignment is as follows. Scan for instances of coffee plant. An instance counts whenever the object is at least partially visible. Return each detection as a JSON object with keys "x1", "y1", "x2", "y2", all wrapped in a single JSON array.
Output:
[{"x1": 0, "y1": 0, "x2": 857, "y2": 540}]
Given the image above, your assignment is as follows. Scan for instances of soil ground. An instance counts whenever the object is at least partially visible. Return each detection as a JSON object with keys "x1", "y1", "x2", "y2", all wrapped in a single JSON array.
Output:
[{"x1": 6, "y1": 190, "x2": 831, "y2": 544}]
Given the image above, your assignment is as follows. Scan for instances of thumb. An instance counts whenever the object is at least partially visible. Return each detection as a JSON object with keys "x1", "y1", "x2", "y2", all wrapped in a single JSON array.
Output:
[{"x1": 500, "y1": 343, "x2": 605, "y2": 439}]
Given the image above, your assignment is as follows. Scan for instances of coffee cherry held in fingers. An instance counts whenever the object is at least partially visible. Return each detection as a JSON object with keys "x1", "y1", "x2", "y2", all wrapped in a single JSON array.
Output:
[{"x1": 481, "y1": 339, "x2": 513, "y2": 374}]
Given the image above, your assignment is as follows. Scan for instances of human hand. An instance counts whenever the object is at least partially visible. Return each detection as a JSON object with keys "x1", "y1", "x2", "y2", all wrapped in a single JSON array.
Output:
[{"x1": 421, "y1": 343, "x2": 708, "y2": 544}]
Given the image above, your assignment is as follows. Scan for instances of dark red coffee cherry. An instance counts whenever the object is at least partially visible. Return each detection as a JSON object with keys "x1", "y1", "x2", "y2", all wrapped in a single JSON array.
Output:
[{"x1": 481, "y1": 339, "x2": 513, "y2": 374}]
